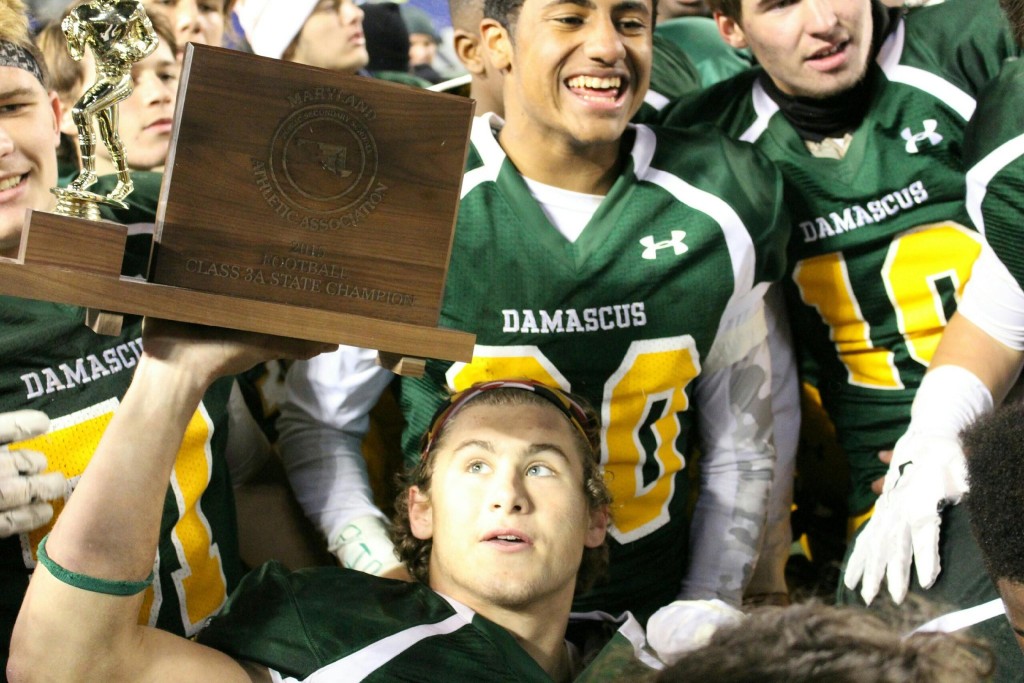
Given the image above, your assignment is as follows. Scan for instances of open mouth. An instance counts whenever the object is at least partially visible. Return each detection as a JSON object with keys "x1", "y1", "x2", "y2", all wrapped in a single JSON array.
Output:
[
  {"x1": 566, "y1": 75, "x2": 626, "y2": 103},
  {"x1": 808, "y1": 40, "x2": 849, "y2": 61},
  {"x1": 0, "y1": 175, "x2": 25, "y2": 193},
  {"x1": 485, "y1": 530, "x2": 533, "y2": 547}
]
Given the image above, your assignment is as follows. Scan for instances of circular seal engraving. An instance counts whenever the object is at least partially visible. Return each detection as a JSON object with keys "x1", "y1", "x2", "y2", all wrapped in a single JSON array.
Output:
[{"x1": 269, "y1": 104, "x2": 379, "y2": 215}]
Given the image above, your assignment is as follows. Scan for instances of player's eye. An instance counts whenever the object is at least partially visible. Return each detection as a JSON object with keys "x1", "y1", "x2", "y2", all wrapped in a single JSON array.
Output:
[
  {"x1": 526, "y1": 463, "x2": 555, "y2": 477},
  {"x1": 0, "y1": 101, "x2": 31, "y2": 115},
  {"x1": 554, "y1": 14, "x2": 586, "y2": 26},
  {"x1": 617, "y1": 17, "x2": 647, "y2": 32}
]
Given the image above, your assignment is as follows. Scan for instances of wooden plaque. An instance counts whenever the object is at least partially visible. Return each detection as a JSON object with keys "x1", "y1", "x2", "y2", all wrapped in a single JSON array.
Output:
[
  {"x1": 1, "y1": 44, "x2": 477, "y2": 370},
  {"x1": 150, "y1": 44, "x2": 473, "y2": 329}
]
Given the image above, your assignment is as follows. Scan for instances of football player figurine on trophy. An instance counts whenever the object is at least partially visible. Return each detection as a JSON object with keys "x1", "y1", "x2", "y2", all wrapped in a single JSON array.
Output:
[{"x1": 55, "y1": 0, "x2": 157, "y2": 219}]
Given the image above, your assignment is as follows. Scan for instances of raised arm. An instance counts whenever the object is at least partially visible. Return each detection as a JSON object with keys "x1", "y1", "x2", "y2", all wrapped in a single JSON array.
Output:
[{"x1": 8, "y1": 321, "x2": 332, "y2": 683}]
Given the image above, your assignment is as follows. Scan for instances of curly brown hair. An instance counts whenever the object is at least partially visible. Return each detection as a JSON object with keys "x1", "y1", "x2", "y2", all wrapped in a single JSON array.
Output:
[
  {"x1": 390, "y1": 385, "x2": 611, "y2": 596},
  {"x1": 658, "y1": 601, "x2": 993, "y2": 682}
]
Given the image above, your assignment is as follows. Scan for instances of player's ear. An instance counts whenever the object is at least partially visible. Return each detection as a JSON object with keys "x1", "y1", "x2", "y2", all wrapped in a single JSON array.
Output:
[
  {"x1": 480, "y1": 18, "x2": 513, "y2": 71},
  {"x1": 47, "y1": 91, "x2": 62, "y2": 147},
  {"x1": 408, "y1": 486, "x2": 434, "y2": 540},
  {"x1": 714, "y1": 11, "x2": 749, "y2": 49},
  {"x1": 453, "y1": 29, "x2": 486, "y2": 75},
  {"x1": 585, "y1": 505, "x2": 609, "y2": 548}
]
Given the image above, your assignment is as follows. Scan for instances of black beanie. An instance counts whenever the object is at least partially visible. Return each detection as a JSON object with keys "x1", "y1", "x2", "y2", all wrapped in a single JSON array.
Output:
[{"x1": 362, "y1": 2, "x2": 410, "y2": 73}]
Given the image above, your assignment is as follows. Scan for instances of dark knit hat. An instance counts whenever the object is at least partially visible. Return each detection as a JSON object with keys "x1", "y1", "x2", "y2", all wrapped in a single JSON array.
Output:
[
  {"x1": 400, "y1": 4, "x2": 440, "y2": 43},
  {"x1": 362, "y1": 2, "x2": 410, "y2": 73}
]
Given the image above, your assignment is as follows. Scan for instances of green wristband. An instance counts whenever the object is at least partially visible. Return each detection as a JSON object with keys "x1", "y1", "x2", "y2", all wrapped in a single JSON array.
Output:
[{"x1": 36, "y1": 534, "x2": 154, "y2": 596}]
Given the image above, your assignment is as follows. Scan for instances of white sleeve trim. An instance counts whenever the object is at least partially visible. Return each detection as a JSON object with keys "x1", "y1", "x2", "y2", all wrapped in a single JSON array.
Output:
[
  {"x1": 876, "y1": 18, "x2": 975, "y2": 121},
  {"x1": 965, "y1": 131, "x2": 1024, "y2": 236},
  {"x1": 956, "y1": 243, "x2": 1024, "y2": 351}
]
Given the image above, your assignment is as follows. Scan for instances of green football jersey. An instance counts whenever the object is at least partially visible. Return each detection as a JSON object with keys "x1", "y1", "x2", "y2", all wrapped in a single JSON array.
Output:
[
  {"x1": 965, "y1": 57, "x2": 1024, "y2": 289},
  {"x1": 661, "y1": 0, "x2": 1017, "y2": 513},
  {"x1": 634, "y1": 33, "x2": 704, "y2": 124},
  {"x1": 199, "y1": 562, "x2": 658, "y2": 681},
  {"x1": 654, "y1": 17, "x2": 754, "y2": 89},
  {"x1": 396, "y1": 115, "x2": 788, "y2": 620},
  {"x1": 0, "y1": 175, "x2": 242, "y2": 661}
]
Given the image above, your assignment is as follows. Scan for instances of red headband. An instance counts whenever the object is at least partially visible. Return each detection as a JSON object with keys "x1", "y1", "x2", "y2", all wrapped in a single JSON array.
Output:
[{"x1": 420, "y1": 379, "x2": 592, "y2": 461}]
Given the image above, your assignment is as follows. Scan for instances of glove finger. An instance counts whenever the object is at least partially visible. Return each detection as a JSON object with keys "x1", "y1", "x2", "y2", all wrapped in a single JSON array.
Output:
[
  {"x1": 25, "y1": 472, "x2": 70, "y2": 503},
  {"x1": 0, "y1": 411, "x2": 50, "y2": 445},
  {"x1": 0, "y1": 502, "x2": 54, "y2": 537},
  {"x1": 880, "y1": 528, "x2": 913, "y2": 602},
  {"x1": 911, "y1": 515, "x2": 943, "y2": 590},
  {"x1": 0, "y1": 449, "x2": 49, "y2": 477},
  {"x1": 843, "y1": 534, "x2": 867, "y2": 591},
  {"x1": 0, "y1": 472, "x2": 67, "y2": 510},
  {"x1": 857, "y1": 523, "x2": 892, "y2": 606}
]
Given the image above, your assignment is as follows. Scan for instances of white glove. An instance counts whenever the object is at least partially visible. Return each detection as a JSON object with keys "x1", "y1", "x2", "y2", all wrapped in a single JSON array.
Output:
[
  {"x1": 0, "y1": 410, "x2": 69, "y2": 537},
  {"x1": 646, "y1": 599, "x2": 745, "y2": 665},
  {"x1": 844, "y1": 432, "x2": 967, "y2": 605},
  {"x1": 843, "y1": 366, "x2": 993, "y2": 605}
]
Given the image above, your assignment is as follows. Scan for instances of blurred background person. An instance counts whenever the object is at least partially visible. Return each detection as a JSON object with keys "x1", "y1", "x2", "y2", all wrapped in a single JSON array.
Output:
[
  {"x1": 400, "y1": 3, "x2": 445, "y2": 83},
  {"x1": 234, "y1": 0, "x2": 369, "y2": 74},
  {"x1": 141, "y1": 0, "x2": 233, "y2": 59}
]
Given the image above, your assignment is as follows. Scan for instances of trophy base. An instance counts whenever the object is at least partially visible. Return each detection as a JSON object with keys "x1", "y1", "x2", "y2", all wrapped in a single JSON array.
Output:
[
  {"x1": 51, "y1": 187, "x2": 129, "y2": 220},
  {"x1": 0, "y1": 209, "x2": 474, "y2": 377}
]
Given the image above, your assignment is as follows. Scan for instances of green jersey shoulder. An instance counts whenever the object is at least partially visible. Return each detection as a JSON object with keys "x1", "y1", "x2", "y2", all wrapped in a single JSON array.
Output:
[
  {"x1": 199, "y1": 562, "x2": 658, "y2": 681},
  {"x1": 965, "y1": 57, "x2": 1024, "y2": 290}
]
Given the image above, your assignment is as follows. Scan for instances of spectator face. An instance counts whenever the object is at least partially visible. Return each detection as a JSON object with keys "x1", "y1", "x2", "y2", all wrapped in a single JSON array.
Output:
[
  {"x1": 483, "y1": 0, "x2": 653, "y2": 152},
  {"x1": 0, "y1": 66, "x2": 60, "y2": 254},
  {"x1": 716, "y1": 0, "x2": 872, "y2": 98},
  {"x1": 408, "y1": 402, "x2": 606, "y2": 612},
  {"x1": 96, "y1": 40, "x2": 179, "y2": 173},
  {"x1": 409, "y1": 33, "x2": 437, "y2": 66},
  {"x1": 144, "y1": 0, "x2": 226, "y2": 57},
  {"x1": 291, "y1": 0, "x2": 370, "y2": 73}
]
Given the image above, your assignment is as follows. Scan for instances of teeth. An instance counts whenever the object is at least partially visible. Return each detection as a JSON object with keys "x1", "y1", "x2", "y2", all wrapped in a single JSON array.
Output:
[
  {"x1": 0, "y1": 175, "x2": 23, "y2": 191},
  {"x1": 567, "y1": 76, "x2": 621, "y2": 90},
  {"x1": 496, "y1": 535, "x2": 521, "y2": 542},
  {"x1": 815, "y1": 43, "x2": 842, "y2": 58}
]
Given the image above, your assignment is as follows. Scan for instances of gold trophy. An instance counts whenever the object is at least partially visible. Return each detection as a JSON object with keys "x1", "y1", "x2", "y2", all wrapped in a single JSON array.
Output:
[{"x1": 54, "y1": 0, "x2": 157, "y2": 219}]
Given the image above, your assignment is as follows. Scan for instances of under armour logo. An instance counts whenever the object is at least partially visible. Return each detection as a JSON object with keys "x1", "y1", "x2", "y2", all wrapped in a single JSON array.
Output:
[
  {"x1": 640, "y1": 231, "x2": 687, "y2": 260},
  {"x1": 901, "y1": 119, "x2": 943, "y2": 154}
]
